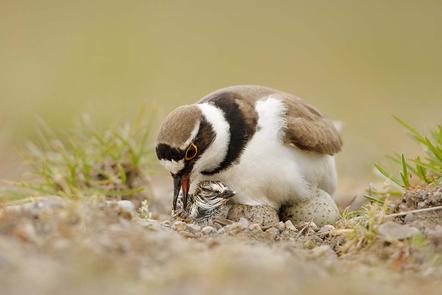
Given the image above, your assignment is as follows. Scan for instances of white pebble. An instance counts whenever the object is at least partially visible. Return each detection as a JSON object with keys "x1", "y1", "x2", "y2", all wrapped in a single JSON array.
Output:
[
  {"x1": 115, "y1": 200, "x2": 135, "y2": 213},
  {"x1": 310, "y1": 245, "x2": 337, "y2": 259},
  {"x1": 318, "y1": 224, "x2": 335, "y2": 235},
  {"x1": 249, "y1": 223, "x2": 262, "y2": 232},
  {"x1": 285, "y1": 220, "x2": 296, "y2": 231},
  {"x1": 238, "y1": 218, "x2": 250, "y2": 229},
  {"x1": 186, "y1": 223, "x2": 201, "y2": 233},
  {"x1": 378, "y1": 221, "x2": 421, "y2": 242},
  {"x1": 276, "y1": 221, "x2": 286, "y2": 232},
  {"x1": 202, "y1": 226, "x2": 216, "y2": 235},
  {"x1": 224, "y1": 223, "x2": 243, "y2": 234}
]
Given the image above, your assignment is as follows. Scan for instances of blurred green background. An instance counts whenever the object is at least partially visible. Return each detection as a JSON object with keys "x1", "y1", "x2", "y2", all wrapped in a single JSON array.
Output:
[{"x1": 1, "y1": 0, "x2": 442, "y2": 187}]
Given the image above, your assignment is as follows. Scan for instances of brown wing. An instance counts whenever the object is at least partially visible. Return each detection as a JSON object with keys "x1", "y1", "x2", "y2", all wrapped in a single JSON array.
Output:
[
  {"x1": 282, "y1": 98, "x2": 342, "y2": 155},
  {"x1": 198, "y1": 85, "x2": 342, "y2": 155}
]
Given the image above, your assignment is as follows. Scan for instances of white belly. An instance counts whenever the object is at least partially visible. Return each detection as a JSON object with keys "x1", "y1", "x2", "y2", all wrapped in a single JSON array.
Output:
[
  {"x1": 219, "y1": 138, "x2": 336, "y2": 208},
  {"x1": 193, "y1": 97, "x2": 337, "y2": 209}
]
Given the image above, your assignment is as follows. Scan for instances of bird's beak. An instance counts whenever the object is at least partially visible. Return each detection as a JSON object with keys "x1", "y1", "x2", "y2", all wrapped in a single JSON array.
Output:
[
  {"x1": 173, "y1": 173, "x2": 191, "y2": 211},
  {"x1": 221, "y1": 189, "x2": 236, "y2": 199}
]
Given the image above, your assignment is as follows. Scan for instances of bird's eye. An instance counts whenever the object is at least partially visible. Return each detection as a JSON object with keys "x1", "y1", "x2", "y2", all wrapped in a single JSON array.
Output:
[{"x1": 185, "y1": 143, "x2": 198, "y2": 161}]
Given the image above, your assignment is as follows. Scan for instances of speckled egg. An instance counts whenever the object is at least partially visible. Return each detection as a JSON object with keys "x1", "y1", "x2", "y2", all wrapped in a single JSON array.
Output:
[{"x1": 279, "y1": 188, "x2": 340, "y2": 227}]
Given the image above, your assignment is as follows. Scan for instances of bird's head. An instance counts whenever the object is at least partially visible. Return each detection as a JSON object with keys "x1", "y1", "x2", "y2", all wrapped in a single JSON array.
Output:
[
  {"x1": 190, "y1": 181, "x2": 235, "y2": 220},
  {"x1": 155, "y1": 104, "x2": 230, "y2": 211}
]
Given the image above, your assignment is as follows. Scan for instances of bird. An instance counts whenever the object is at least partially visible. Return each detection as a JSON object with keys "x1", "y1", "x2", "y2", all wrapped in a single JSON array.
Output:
[
  {"x1": 174, "y1": 180, "x2": 235, "y2": 225},
  {"x1": 155, "y1": 85, "x2": 342, "y2": 214}
]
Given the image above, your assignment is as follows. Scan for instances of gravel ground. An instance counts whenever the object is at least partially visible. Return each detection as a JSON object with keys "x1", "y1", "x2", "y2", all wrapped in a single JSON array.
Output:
[{"x1": 1, "y1": 190, "x2": 441, "y2": 295}]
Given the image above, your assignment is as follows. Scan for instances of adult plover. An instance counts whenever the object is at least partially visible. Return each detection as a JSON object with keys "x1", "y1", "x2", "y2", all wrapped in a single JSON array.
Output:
[{"x1": 156, "y1": 85, "x2": 342, "y2": 218}]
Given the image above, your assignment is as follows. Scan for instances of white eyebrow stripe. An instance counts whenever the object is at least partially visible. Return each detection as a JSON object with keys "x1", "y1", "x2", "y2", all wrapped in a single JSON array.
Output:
[
  {"x1": 160, "y1": 159, "x2": 185, "y2": 174},
  {"x1": 180, "y1": 120, "x2": 201, "y2": 150}
]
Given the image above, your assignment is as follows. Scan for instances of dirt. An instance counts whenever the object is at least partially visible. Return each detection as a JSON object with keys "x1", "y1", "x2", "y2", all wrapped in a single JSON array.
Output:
[
  {"x1": 0, "y1": 186, "x2": 441, "y2": 295},
  {"x1": 392, "y1": 186, "x2": 442, "y2": 250}
]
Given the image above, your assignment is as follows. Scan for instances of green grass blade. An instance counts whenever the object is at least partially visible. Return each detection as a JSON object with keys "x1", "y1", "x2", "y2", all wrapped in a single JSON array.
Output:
[
  {"x1": 400, "y1": 154, "x2": 410, "y2": 188},
  {"x1": 374, "y1": 163, "x2": 404, "y2": 187}
]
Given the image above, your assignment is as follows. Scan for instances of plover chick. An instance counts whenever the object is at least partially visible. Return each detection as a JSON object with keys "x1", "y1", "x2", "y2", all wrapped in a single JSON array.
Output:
[{"x1": 173, "y1": 180, "x2": 235, "y2": 225}]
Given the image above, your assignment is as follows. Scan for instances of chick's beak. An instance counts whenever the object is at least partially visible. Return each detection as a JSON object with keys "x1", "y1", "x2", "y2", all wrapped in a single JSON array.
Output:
[
  {"x1": 221, "y1": 189, "x2": 236, "y2": 199},
  {"x1": 172, "y1": 174, "x2": 191, "y2": 211}
]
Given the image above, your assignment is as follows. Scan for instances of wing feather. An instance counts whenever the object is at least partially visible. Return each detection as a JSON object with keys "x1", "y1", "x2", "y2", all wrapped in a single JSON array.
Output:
[
  {"x1": 282, "y1": 98, "x2": 342, "y2": 155},
  {"x1": 198, "y1": 85, "x2": 342, "y2": 155}
]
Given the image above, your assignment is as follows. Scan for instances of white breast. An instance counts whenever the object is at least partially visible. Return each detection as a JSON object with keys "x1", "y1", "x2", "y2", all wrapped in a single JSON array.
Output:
[{"x1": 194, "y1": 96, "x2": 337, "y2": 209}]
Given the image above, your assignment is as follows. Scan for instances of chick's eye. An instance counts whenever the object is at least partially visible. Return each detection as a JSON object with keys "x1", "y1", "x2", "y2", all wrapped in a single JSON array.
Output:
[{"x1": 185, "y1": 143, "x2": 198, "y2": 161}]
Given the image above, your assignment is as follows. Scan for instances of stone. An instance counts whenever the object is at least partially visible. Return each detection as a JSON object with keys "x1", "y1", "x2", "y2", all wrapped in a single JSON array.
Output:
[
  {"x1": 249, "y1": 223, "x2": 262, "y2": 232},
  {"x1": 427, "y1": 225, "x2": 442, "y2": 249},
  {"x1": 297, "y1": 221, "x2": 318, "y2": 231},
  {"x1": 285, "y1": 220, "x2": 297, "y2": 231},
  {"x1": 238, "y1": 218, "x2": 250, "y2": 229},
  {"x1": 161, "y1": 220, "x2": 172, "y2": 227},
  {"x1": 310, "y1": 245, "x2": 337, "y2": 259},
  {"x1": 378, "y1": 221, "x2": 421, "y2": 242},
  {"x1": 173, "y1": 221, "x2": 187, "y2": 232},
  {"x1": 310, "y1": 222, "x2": 319, "y2": 232},
  {"x1": 186, "y1": 223, "x2": 201, "y2": 233},
  {"x1": 201, "y1": 226, "x2": 216, "y2": 235},
  {"x1": 279, "y1": 188, "x2": 340, "y2": 227},
  {"x1": 404, "y1": 213, "x2": 416, "y2": 224},
  {"x1": 115, "y1": 200, "x2": 135, "y2": 213},
  {"x1": 276, "y1": 221, "x2": 286, "y2": 232},
  {"x1": 105, "y1": 200, "x2": 136, "y2": 219},
  {"x1": 13, "y1": 222, "x2": 40, "y2": 244},
  {"x1": 224, "y1": 223, "x2": 243, "y2": 235},
  {"x1": 180, "y1": 231, "x2": 196, "y2": 239},
  {"x1": 318, "y1": 224, "x2": 335, "y2": 235},
  {"x1": 264, "y1": 227, "x2": 279, "y2": 240},
  {"x1": 138, "y1": 220, "x2": 163, "y2": 231},
  {"x1": 303, "y1": 239, "x2": 316, "y2": 249},
  {"x1": 5, "y1": 196, "x2": 68, "y2": 216}
]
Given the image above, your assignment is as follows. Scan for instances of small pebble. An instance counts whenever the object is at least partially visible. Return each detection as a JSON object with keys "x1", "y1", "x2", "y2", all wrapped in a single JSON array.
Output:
[
  {"x1": 180, "y1": 231, "x2": 196, "y2": 239},
  {"x1": 249, "y1": 223, "x2": 262, "y2": 232},
  {"x1": 318, "y1": 224, "x2": 335, "y2": 235},
  {"x1": 224, "y1": 223, "x2": 243, "y2": 235},
  {"x1": 13, "y1": 222, "x2": 40, "y2": 244},
  {"x1": 115, "y1": 200, "x2": 135, "y2": 213},
  {"x1": 238, "y1": 218, "x2": 250, "y2": 229},
  {"x1": 202, "y1": 226, "x2": 216, "y2": 235},
  {"x1": 264, "y1": 227, "x2": 279, "y2": 240},
  {"x1": 276, "y1": 221, "x2": 286, "y2": 232},
  {"x1": 186, "y1": 224, "x2": 201, "y2": 233},
  {"x1": 303, "y1": 239, "x2": 316, "y2": 249},
  {"x1": 378, "y1": 221, "x2": 421, "y2": 242},
  {"x1": 309, "y1": 222, "x2": 319, "y2": 231},
  {"x1": 285, "y1": 220, "x2": 296, "y2": 231},
  {"x1": 161, "y1": 220, "x2": 171, "y2": 227},
  {"x1": 173, "y1": 221, "x2": 187, "y2": 232},
  {"x1": 310, "y1": 245, "x2": 337, "y2": 259},
  {"x1": 404, "y1": 213, "x2": 416, "y2": 224},
  {"x1": 297, "y1": 221, "x2": 318, "y2": 232}
]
